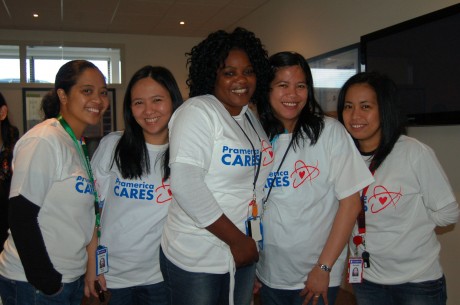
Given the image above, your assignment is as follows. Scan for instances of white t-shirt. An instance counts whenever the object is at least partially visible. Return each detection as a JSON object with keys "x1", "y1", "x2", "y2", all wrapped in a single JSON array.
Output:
[
  {"x1": 0, "y1": 118, "x2": 95, "y2": 283},
  {"x1": 350, "y1": 135, "x2": 457, "y2": 284},
  {"x1": 91, "y1": 132, "x2": 170, "y2": 288},
  {"x1": 256, "y1": 117, "x2": 374, "y2": 289},
  {"x1": 161, "y1": 94, "x2": 274, "y2": 273}
]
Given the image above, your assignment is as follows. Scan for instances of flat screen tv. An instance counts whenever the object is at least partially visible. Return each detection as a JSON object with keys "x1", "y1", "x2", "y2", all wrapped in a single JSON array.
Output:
[{"x1": 360, "y1": 4, "x2": 460, "y2": 126}]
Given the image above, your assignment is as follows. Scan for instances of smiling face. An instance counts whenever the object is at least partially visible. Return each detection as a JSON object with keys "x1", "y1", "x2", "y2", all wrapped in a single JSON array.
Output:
[
  {"x1": 130, "y1": 77, "x2": 173, "y2": 145},
  {"x1": 58, "y1": 68, "x2": 109, "y2": 138},
  {"x1": 214, "y1": 49, "x2": 256, "y2": 116},
  {"x1": 269, "y1": 65, "x2": 308, "y2": 132},
  {"x1": 342, "y1": 83, "x2": 382, "y2": 153}
]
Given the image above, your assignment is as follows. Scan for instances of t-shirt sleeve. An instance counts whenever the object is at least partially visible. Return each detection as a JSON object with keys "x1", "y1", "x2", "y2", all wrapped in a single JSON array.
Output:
[
  {"x1": 328, "y1": 121, "x2": 374, "y2": 200},
  {"x1": 414, "y1": 144, "x2": 457, "y2": 211},
  {"x1": 10, "y1": 137, "x2": 58, "y2": 207},
  {"x1": 91, "y1": 135, "x2": 117, "y2": 206},
  {"x1": 169, "y1": 103, "x2": 214, "y2": 170}
]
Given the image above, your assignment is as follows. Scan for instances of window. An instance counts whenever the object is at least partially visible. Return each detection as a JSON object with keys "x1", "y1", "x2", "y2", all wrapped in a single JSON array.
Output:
[
  {"x1": 0, "y1": 44, "x2": 122, "y2": 84},
  {"x1": 308, "y1": 44, "x2": 361, "y2": 117},
  {"x1": 0, "y1": 45, "x2": 20, "y2": 83},
  {"x1": 26, "y1": 46, "x2": 121, "y2": 84}
]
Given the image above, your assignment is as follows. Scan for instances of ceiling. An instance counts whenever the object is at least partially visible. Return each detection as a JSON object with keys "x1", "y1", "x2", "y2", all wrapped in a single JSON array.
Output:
[{"x1": 0, "y1": 0, "x2": 269, "y2": 37}]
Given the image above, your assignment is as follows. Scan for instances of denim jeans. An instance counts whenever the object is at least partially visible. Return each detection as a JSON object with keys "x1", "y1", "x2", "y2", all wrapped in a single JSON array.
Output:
[
  {"x1": 260, "y1": 284, "x2": 339, "y2": 305},
  {"x1": 0, "y1": 274, "x2": 84, "y2": 305},
  {"x1": 160, "y1": 247, "x2": 255, "y2": 305},
  {"x1": 352, "y1": 276, "x2": 447, "y2": 305},
  {"x1": 108, "y1": 282, "x2": 167, "y2": 305}
]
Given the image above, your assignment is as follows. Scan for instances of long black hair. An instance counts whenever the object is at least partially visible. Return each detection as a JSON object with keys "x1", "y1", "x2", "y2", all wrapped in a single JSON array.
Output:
[
  {"x1": 337, "y1": 71, "x2": 406, "y2": 172},
  {"x1": 186, "y1": 27, "x2": 270, "y2": 104},
  {"x1": 113, "y1": 66, "x2": 183, "y2": 180},
  {"x1": 257, "y1": 51, "x2": 324, "y2": 148}
]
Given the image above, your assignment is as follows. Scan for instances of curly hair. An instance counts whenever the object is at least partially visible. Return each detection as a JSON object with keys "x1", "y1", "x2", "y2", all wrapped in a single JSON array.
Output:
[{"x1": 186, "y1": 27, "x2": 270, "y2": 104}]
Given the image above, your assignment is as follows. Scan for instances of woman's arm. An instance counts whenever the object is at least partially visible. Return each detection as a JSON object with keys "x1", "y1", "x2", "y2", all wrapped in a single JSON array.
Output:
[
  {"x1": 300, "y1": 192, "x2": 361, "y2": 305},
  {"x1": 9, "y1": 195, "x2": 62, "y2": 294},
  {"x1": 170, "y1": 162, "x2": 258, "y2": 267}
]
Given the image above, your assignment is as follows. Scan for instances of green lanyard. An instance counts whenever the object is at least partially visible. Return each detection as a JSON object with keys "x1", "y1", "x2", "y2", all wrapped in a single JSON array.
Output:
[{"x1": 57, "y1": 115, "x2": 101, "y2": 241}]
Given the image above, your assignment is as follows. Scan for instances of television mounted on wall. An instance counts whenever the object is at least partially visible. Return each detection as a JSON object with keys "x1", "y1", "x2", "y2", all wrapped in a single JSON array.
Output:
[{"x1": 360, "y1": 4, "x2": 460, "y2": 126}]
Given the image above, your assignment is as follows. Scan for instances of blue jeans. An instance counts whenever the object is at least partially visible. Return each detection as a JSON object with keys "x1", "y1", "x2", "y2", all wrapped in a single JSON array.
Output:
[
  {"x1": 352, "y1": 276, "x2": 447, "y2": 305},
  {"x1": 160, "y1": 247, "x2": 255, "y2": 305},
  {"x1": 0, "y1": 274, "x2": 84, "y2": 305},
  {"x1": 260, "y1": 284, "x2": 339, "y2": 305},
  {"x1": 108, "y1": 282, "x2": 167, "y2": 305}
]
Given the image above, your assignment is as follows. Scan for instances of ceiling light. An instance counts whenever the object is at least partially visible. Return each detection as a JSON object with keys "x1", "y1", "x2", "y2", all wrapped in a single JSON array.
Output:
[
  {"x1": 33, "y1": 13, "x2": 39, "y2": 18},
  {"x1": 179, "y1": 21, "x2": 185, "y2": 25}
]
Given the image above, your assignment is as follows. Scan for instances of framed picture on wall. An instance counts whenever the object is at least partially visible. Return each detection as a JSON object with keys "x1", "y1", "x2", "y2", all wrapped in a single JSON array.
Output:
[
  {"x1": 22, "y1": 87, "x2": 117, "y2": 137},
  {"x1": 22, "y1": 88, "x2": 51, "y2": 131}
]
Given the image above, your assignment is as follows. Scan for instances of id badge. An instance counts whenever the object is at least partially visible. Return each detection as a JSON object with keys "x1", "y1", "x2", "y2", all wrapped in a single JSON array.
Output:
[
  {"x1": 245, "y1": 216, "x2": 263, "y2": 242},
  {"x1": 96, "y1": 245, "x2": 109, "y2": 276},
  {"x1": 347, "y1": 257, "x2": 363, "y2": 283}
]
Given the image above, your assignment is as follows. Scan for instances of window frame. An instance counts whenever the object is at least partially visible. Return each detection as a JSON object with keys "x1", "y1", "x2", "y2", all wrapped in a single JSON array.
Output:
[{"x1": 0, "y1": 41, "x2": 124, "y2": 86}]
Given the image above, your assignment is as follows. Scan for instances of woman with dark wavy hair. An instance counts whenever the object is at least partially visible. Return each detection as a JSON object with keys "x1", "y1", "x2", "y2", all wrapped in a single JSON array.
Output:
[
  {"x1": 338, "y1": 71, "x2": 458, "y2": 305},
  {"x1": 85, "y1": 65, "x2": 183, "y2": 305},
  {"x1": 255, "y1": 52, "x2": 373, "y2": 305},
  {"x1": 0, "y1": 92, "x2": 19, "y2": 251},
  {"x1": 160, "y1": 27, "x2": 273, "y2": 305}
]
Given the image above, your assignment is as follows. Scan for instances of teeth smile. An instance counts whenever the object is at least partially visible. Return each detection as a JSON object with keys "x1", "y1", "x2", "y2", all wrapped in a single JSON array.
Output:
[
  {"x1": 146, "y1": 117, "x2": 159, "y2": 123},
  {"x1": 282, "y1": 102, "x2": 297, "y2": 106},
  {"x1": 351, "y1": 124, "x2": 365, "y2": 128},
  {"x1": 87, "y1": 107, "x2": 100, "y2": 113},
  {"x1": 232, "y1": 88, "x2": 247, "y2": 94}
]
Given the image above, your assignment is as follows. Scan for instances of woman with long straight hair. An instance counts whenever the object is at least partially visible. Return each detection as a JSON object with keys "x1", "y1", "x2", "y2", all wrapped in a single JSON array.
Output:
[{"x1": 85, "y1": 65, "x2": 183, "y2": 305}]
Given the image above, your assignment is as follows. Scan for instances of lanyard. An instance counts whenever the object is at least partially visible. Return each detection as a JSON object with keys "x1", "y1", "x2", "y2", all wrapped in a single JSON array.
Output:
[
  {"x1": 233, "y1": 113, "x2": 262, "y2": 217},
  {"x1": 353, "y1": 165, "x2": 376, "y2": 253},
  {"x1": 357, "y1": 167, "x2": 376, "y2": 234},
  {"x1": 262, "y1": 135, "x2": 294, "y2": 209},
  {"x1": 58, "y1": 116, "x2": 101, "y2": 241}
]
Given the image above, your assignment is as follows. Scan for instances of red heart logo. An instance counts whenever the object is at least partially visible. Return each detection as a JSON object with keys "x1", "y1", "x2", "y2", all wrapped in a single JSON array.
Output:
[
  {"x1": 168, "y1": 189, "x2": 172, "y2": 196},
  {"x1": 299, "y1": 171, "x2": 305, "y2": 178},
  {"x1": 379, "y1": 197, "x2": 387, "y2": 204},
  {"x1": 269, "y1": 151, "x2": 273, "y2": 158}
]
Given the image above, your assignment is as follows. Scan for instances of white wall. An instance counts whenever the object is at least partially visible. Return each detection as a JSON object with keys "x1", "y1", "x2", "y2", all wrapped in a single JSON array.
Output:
[{"x1": 237, "y1": 1, "x2": 460, "y2": 304}]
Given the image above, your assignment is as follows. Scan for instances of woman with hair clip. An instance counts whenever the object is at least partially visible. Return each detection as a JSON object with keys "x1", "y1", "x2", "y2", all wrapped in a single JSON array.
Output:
[
  {"x1": 84, "y1": 65, "x2": 183, "y2": 305},
  {"x1": 159, "y1": 27, "x2": 273, "y2": 305},
  {"x1": 0, "y1": 60, "x2": 109, "y2": 305},
  {"x1": 255, "y1": 52, "x2": 373, "y2": 305},
  {"x1": 337, "y1": 71, "x2": 459, "y2": 305},
  {"x1": 0, "y1": 92, "x2": 19, "y2": 251}
]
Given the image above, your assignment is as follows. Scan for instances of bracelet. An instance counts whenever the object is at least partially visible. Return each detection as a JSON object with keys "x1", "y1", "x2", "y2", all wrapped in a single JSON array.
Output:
[{"x1": 317, "y1": 263, "x2": 332, "y2": 272}]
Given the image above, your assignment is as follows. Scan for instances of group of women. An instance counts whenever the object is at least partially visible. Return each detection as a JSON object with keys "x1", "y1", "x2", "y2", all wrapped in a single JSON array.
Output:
[{"x1": 0, "y1": 26, "x2": 457, "y2": 305}]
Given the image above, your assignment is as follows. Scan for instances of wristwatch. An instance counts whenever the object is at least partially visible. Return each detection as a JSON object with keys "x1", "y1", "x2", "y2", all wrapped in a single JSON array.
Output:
[{"x1": 317, "y1": 263, "x2": 332, "y2": 272}]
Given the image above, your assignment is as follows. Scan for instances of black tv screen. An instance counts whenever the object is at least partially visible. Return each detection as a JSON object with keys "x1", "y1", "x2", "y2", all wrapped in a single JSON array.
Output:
[{"x1": 361, "y1": 4, "x2": 460, "y2": 125}]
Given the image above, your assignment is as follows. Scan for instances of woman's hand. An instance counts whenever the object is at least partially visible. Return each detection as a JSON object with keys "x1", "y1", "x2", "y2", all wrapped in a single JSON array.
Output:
[
  {"x1": 229, "y1": 235, "x2": 259, "y2": 268},
  {"x1": 299, "y1": 265, "x2": 330, "y2": 305}
]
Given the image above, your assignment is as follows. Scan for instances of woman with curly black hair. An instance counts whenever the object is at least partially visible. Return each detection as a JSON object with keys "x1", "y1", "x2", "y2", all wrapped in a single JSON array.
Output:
[{"x1": 160, "y1": 27, "x2": 274, "y2": 305}]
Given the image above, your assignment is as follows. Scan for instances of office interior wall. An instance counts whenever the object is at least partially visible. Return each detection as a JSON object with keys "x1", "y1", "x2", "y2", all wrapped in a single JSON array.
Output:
[{"x1": 237, "y1": 1, "x2": 460, "y2": 304}]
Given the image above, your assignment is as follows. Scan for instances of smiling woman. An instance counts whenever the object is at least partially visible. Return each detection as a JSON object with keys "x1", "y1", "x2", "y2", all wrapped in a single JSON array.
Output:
[
  {"x1": 0, "y1": 60, "x2": 109, "y2": 305},
  {"x1": 159, "y1": 27, "x2": 273, "y2": 305},
  {"x1": 84, "y1": 66, "x2": 183, "y2": 305}
]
